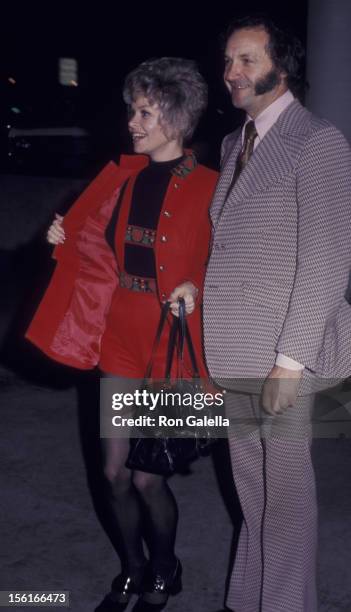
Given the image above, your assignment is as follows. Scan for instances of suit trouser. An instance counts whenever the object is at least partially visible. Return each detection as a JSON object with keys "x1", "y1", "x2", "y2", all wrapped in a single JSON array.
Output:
[{"x1": 225, "y1": 391, "x2": 318, "y2": 612}]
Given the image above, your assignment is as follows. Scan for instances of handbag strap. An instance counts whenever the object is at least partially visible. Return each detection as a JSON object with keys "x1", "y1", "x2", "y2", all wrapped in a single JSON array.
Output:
[
  {"x1": 178, "y1": 298, "x2": 200, "y2": 379},
  {"x1": 145, "y1": 298, "x2": 201, "y2": 380},
  {"x1": 165, "y1": 314, "x2": 179, "y2": 379},
  {"x1": 145, "y1": 300, "x2": 171, "y2": 379},
  {"x1": 178, "y1": 298, "x2": 186, "y2": 362},
  {"x1": 185, "y1": 321, "x2": 200, "y2": 378}
]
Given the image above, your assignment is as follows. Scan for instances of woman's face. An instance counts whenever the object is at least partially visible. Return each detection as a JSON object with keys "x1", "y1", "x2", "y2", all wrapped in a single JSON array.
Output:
[{"x1": 128, "y1": 96, "x2": 183, "y2": 161}]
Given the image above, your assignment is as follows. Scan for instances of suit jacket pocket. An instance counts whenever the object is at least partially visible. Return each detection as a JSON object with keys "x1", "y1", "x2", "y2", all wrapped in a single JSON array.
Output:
[
  {"x1": 241, "y1": 281, "x2": 288, "y2": 313},
  {"x1": 241, "y1": 281, "x2": 284, "y2": 345},
  {"x1": 316, "y1": 298, "x2": 351, "y2": 378}
]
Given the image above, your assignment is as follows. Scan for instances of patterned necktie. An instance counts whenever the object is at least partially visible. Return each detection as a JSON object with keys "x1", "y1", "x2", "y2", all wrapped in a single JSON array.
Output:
[{"x1": 226, "y1": 120, "x2": 257, "y2": 199}]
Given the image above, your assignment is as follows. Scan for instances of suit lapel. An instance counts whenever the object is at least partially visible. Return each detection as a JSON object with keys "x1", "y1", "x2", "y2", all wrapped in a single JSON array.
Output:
[
  {"x1": 226, "y1": 121, "x2": 293, "y2": 205},
  {"x1": 214, "y1": 100, "x2": 311, "y2": 226},
  {"x1": 210, "y1": 131, "x2": 241, "y2": 226}
]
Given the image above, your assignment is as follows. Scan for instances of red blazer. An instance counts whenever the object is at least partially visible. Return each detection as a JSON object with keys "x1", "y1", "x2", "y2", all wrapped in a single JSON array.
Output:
[{"x1": 26, "y1": 154, "x2": 218, "y2": 373}]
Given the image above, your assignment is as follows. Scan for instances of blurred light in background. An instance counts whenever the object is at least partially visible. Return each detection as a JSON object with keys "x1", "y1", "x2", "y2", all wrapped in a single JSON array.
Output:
[{"x1": 58, "y1": 58, "x2": 78, "y2": 86}]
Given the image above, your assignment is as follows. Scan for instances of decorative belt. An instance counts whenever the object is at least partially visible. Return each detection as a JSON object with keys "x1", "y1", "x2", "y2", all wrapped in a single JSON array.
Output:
[
  {"x1": 119, "y1": 271, "x2": 157, "y2": 294},
  {"x1": 125, "y1": 225, "x2": 156, "y2": 247}
]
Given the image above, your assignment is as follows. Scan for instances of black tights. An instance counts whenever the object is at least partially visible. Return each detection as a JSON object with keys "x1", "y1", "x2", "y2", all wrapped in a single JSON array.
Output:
[{"x1": 101, "y1": 424, "x2": 178, "y2": 576}]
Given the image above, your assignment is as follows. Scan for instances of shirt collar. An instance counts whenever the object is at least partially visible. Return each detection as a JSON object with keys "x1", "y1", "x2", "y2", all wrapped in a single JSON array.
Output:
[{"x1": 243, "y1": 90, "x2": 295, "y2": 143}]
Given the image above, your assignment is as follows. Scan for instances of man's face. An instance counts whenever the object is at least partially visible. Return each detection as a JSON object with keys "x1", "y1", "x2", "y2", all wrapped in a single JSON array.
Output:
[{"x1": 224, "y1": 27, "x2": 287, "y2": 118}]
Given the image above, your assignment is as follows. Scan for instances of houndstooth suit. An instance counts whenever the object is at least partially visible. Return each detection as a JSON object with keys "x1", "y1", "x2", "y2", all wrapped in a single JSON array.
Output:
[{"x1": 203, "y1": 99, "x2": 351, "y2": 611}]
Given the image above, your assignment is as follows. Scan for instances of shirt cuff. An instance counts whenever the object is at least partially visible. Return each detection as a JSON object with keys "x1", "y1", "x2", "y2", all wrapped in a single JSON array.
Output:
[{"x1": 275, "y1": 353, "x2": 305, "y2": 371}]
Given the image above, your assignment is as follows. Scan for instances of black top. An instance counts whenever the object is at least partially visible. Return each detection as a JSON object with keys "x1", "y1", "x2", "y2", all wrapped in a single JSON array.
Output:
[{"x1": 105, "y1": 156, "x2": 183, "y2": 278}]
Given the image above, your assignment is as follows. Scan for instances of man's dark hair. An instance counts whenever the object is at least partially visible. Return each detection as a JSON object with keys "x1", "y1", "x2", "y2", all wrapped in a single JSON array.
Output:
[{"x1": 222, "y1": 15, "x2": 307, "y2": 98}]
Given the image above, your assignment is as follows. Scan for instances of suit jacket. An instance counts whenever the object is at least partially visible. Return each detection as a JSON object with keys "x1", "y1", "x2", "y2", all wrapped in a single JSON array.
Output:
[
  {"x1": 203, "y1": 99, "x2": 351, "y2": 393},
  {"x1": 26, "y1": 154, "x2": 218, "y2": 371}
]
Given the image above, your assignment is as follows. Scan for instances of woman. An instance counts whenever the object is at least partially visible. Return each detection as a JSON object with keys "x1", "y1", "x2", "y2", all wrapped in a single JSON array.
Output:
[{"x1": 27, "y1": 57, "x2": 218, "y2": 612}]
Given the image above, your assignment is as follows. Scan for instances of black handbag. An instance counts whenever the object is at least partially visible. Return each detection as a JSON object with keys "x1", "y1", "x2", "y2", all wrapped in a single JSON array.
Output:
[{"x1": 126, "y1": 299, "x2": 218, "y2": 476}]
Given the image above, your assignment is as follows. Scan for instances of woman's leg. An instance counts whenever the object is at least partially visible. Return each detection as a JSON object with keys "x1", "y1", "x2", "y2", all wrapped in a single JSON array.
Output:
[
  {"x1": 96, "y1": 436, "x2": 147, "y2": 611},
  {"x1": 101, "y1": 436, "x2": 147, "y2": 574},
  {"x1": 133, "y1": 471, "x2": 178, "y2": 573},
  {"x1": 100, "y1": 372, "x2": 147, "y2": 574},
  {"x1": 132, "y1": 471, "x2": 181, "y2": 610},
  {"x1": 96, "y1": 373, "x2": 149, "y2": 611}
]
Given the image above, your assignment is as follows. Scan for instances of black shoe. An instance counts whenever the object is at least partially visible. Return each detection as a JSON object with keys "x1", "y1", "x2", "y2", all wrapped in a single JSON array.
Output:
[
  {"x1": 131, "y1": 560, "x2": 182, "y2": 611},
  {"x1": 95, "y1": 570, "x2": 145, "y2": 611}
]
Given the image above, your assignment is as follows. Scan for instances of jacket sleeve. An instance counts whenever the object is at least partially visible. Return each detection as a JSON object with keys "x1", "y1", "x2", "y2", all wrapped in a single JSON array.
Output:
[{"x1": 276, "y1": 125, "x2": 351, "y2": 371}]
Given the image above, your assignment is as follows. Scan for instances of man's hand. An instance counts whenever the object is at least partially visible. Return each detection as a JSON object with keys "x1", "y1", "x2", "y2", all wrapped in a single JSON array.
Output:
[
  {"x1": 261, "y1": 365, "x2": 302, "y2": 415},
  {"x1": 169, "y1": 281, "x2": 199, "y2": 316},
  {"x1": 47, "y1": 214, "x2": 65, "y2": 245}
]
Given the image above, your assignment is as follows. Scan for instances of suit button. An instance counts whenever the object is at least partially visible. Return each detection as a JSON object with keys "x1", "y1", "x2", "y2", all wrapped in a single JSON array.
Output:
[
  {"x1": 174, "y1": 183, "x2": 179, "y2": 189},
  {"x1": 164, "y1": 210, "x2": 171, "y2": 217},
  {"x1": 161, "y1": 292, "x2": 167, "y2": 301},
  {"x1": 159, "y1": 265, "x2": 165, "y2": 271},
  {"x1": 161, "y1": 235, "x2": 167, "y2": 242}
]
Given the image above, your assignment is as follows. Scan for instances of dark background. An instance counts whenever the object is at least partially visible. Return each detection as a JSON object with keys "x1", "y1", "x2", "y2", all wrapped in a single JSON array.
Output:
[{"x1": 0, "y1": 1, "x2": 308, "y2": 172}]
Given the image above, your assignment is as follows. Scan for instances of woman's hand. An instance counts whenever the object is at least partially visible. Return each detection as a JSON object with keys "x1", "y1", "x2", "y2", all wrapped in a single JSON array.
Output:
[
  {"x1": 47, "y1": 214, "x2": 65, "y2": 245},
  {"x1": 169, "y1": 281, "x2": 199, "y2": 316}
]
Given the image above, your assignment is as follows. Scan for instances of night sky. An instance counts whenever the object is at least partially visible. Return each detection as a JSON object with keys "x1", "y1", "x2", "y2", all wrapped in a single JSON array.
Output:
[{"x1": 0, "y1": 1, "x2": 308, "y2": 166}]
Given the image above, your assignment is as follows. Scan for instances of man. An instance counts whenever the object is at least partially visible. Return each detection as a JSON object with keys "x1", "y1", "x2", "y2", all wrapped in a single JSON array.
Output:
[{"x1": 203, "y1": 15, "x2": 351, "y2": 612}]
